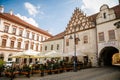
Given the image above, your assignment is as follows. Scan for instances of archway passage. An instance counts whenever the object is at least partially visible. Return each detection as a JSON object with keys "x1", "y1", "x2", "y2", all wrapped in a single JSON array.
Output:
[{"x1": 99, "y1": 46, "x2": 119, "y2": 66}]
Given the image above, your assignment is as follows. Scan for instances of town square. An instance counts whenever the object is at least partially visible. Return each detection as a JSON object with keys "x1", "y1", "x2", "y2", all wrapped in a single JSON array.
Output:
[{"x1": 0, "y1": 0, "x2": 120, "y2": 80}]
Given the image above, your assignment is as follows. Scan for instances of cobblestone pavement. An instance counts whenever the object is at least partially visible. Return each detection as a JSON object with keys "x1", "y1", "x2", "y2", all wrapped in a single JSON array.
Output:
[{"x1": 1, "y1": 67, "x2": 120, "y2": 80}]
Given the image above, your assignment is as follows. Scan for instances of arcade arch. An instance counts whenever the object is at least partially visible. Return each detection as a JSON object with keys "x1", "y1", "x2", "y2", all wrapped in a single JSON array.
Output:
[{"x1": 99, "y1": 46, "x2": 119, "y2": 66}]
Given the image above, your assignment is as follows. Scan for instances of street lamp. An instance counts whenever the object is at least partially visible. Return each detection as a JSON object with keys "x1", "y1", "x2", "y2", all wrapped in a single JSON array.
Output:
[{"x1": 69, "y1": 26, "x2": 80, "y2": 72}]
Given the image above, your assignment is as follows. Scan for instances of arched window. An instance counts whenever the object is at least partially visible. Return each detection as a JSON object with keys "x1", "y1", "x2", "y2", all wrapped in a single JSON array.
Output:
[
  {"x1": 17, "y1": 42, "x2": 21, "y2": 49},
  {"x1": 25, "y1": 43, "x2": 29, "y2": 50},
  {"x1": 10, "y1": 40, "x2": 14, "y2": 48},
  {"x1": 1, "y1": 39, "x2": 6, "y2": 47}
]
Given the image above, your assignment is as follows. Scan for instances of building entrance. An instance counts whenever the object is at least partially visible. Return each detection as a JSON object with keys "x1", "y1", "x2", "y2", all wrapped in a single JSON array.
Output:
[{"x1": 99, "y1": 46, "x2": 119, "y2": 66}]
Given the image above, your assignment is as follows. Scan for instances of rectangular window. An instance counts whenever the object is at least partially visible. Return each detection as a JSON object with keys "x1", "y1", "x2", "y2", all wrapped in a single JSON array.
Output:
[
  {"x1": 45, "y1": 46, "x2": 47, "y2": 51},
  {"x1": 51, "y1": 45, "x2": 53, "y2": 50},
  {"x1": 57, "y1": 44, "x2": 59, "y2": 50},
  {"x1": 40, "y1": 44, "x2": 42, "y2": 52},
  {"x1": 4, "y1": 25, "x2": 9, "y2": 33},
  {"x1": 66, "y1": 39, "x2": 69, "y2": 46},
  {"x1": 32, "y1": 33, "x2": 35, "y2": 40},
  {"x1": 37, "y1": 35, "x2": 39, "y2": 41},
  {"x1": 99, "y1": 32, "x2": 104, "y2": 42},
  {"x1": 103, "y1": 13, "x2": 106, "y2": 19},
  {"x1": 17, "y1": 42, "x2": 21, "y2": 49},
  {"x1": 19, "y1": 29, "x2": 23, "y2": 36},
  {"x1": 83, "y1": 36, "x2": 88, "y2": 44},
  {"x1": 26, "y1": 32, "x2": 29, "y2": 38},
  {"x1": 2, "y1": 39, "x2": 6, "y2": 47},
  {"x1": 36, "y1": 45, "x2": 38, "y2": 51},
  {"x1": 10, "y1": 41, "x2": 14, "y2": 48},
  {"x1": 41, "y1": 36, "x2": 43, "y2": 41},
  {"x1": 12, "y1": 27, "x2": 16, "y2": 35},
  {"x1": 109, "y1": 30, "x2": 115, "y2": 40},
  {"x1": 75, "y1": 38, "x2": 79, "y2": 45},
  {"x1": 30, "y1": 44, "x2": 34, "y2": 50}
]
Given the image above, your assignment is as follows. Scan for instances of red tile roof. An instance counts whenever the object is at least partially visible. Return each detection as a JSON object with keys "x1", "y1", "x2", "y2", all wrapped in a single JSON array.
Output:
[
  {"x1": 0, "y1": 13, "x2": 52, "y2": 37},
  {"x1": 112, "y1": 4, "x2": 120, "y2": 19},
  {"x1": 43, "y1": 31, "x2": 65, "y2": 42}
]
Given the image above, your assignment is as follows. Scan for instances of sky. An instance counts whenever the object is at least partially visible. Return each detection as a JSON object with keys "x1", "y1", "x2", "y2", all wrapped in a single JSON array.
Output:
[{"x1": 0, "y1": 0, "x2": 119, "y2": 35}]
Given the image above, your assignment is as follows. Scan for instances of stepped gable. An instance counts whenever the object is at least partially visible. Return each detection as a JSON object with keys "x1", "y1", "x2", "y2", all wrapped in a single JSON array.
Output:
[
  {"x1": 43, "y1": 31, "x2": 65, "y2": 42},
  {"x1": 0, "y1": 13, "x2": 52, "y2": 37},
  {"x1": 65, "y1": 7, "x2": 95, "y2": 35}
]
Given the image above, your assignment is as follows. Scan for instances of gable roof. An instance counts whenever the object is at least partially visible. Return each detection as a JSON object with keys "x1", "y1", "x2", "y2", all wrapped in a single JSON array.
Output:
[
  {"x1": 0, "y1": 13, "x2": 52, "y2": 37},
  {"x1": 43, "y1": 31, "x2": 65, "y2": 42}
]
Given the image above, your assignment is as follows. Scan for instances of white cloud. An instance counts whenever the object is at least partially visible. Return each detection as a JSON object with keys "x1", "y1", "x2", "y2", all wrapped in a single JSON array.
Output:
[
  {"x1": 24, "y1": 2, "x2": 39, "y2": 17},
  {"x1": 16, "y1": 13, "x2": 39, "y2": 27},
  {"x1": 81, "y1": 0, "x2": 118, "y2": 15}
]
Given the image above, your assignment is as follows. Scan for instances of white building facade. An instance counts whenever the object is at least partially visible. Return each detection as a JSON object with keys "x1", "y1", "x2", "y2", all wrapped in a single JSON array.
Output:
[{"x1": 0, "y1": 6, "x2": 52, "y2": 62}]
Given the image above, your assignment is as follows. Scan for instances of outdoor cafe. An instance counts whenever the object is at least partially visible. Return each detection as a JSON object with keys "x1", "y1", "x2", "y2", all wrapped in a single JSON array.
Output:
[{"x1": 0, "y1": 50, "x2": 92, "y2": 80}]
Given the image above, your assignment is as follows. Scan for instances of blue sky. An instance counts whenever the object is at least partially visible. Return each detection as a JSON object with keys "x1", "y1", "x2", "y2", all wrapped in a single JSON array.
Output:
[{"x1": 0, "y1": 0, "x2": 119, "y2": 35}]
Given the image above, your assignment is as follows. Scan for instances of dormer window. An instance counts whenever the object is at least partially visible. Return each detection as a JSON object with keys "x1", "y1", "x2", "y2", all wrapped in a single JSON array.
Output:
[{"x1": 103, "y1": 13, "x2": 106, "y2": 19}]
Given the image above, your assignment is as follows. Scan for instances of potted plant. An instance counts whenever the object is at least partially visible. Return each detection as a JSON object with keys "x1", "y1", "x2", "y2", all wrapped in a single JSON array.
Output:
[{"x1": 0, "y1": 59, "x2": 5, "y2": 77}]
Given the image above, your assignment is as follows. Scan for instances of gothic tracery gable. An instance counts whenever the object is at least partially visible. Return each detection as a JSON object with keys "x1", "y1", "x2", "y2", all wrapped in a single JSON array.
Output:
[{"x1": 65, "y1": 8, "x2": 95, "y2": 35}]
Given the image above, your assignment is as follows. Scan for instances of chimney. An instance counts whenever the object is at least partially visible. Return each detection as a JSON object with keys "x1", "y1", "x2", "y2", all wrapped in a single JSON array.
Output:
[
  {"x1": 9, "y1": 9, "x2": 13, "y2": 15},
  {"x1": 0, "y1": 5, "x2": 4, "y2": 13}
]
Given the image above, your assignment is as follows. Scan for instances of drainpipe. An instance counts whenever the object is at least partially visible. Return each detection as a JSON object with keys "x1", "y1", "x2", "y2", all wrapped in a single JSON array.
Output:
[{"x1": 95, "y1": 22, "x2": 99, "y2": 67}]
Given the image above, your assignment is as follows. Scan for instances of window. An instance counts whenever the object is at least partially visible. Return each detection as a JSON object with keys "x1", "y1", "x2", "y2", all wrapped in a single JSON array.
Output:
[
  {"x1": 12, "y1": 27, "x2": 16, "y2": 35},
  {"x1": 45, "y1": 46, "x2": 47, "y2": 51},
  {"x1": 4, "y1": 25, "x2": 9, "y2": 33},
  {"x1": 36, "y1": 45, "x2": 38, "y2": 51},
  {"x1": 32, "y1": 33, "x2": 35, "y2": 40},
  {"x1": 103, "y1": 13, "x2": 106, "y2": 19},
  {"x1": 40, "y1": 44, "x2": 42, "y2": 52},
  {"x1": 57, "y1": 44, "x2": 59, "y2": 50},
  {"x1": 19, "y1": 29, "x2": 23, "y2": 36},
  {"x1": 17, "y1": 42, "x2": 21, "y2": 49},
  {"x1": 99, "y1": 32, "x2": 104, "y2": 42},
  {"x1": 37, "y1": 35, "x2": 39, "y2": 41},
  {"x1": 41, "y1": 36, "x2": 43, "y2": 41},
  {"x1": 83, "y1": 36, "x2": 88, "y2": 44},
  {"x1": 10, "y1": 41, "x2": 14, "y2": 48},
  {"x1": 109, "y1": 30, "x2": 115, "y2": 40},
  {"x1": 1, "y1": 39, "x2": 6, "y2": 47},
  {"x1": 8, "y1": 54, "x2": 12, "y2": 61},
  {"x1": 75, "y1": 37, "x2": 79, "y2": 44},
  {"x1": 26, "y1": 32, "x2": 29, "y2": 38},
  {"x1": 25, "y1": 43, "x2": 29, "y2": 50},
  {"x1": 30, "y1": 44, "x2": 34, "y2": 50},
  {"x1": 66, "y1": 39, "x2": 69, "y2": 46},
  {"x1": 51, "y1": 45, "x2": 53, "y2": 50}
]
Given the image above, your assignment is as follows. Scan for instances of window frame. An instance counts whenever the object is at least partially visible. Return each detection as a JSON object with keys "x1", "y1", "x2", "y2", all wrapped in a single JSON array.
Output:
[
  {"x1": 108, "y1": 30, "x2": 115, "y2": 40},
  {"x1": 98, "y1": 32, "x2": 105, "y2": 42}
]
